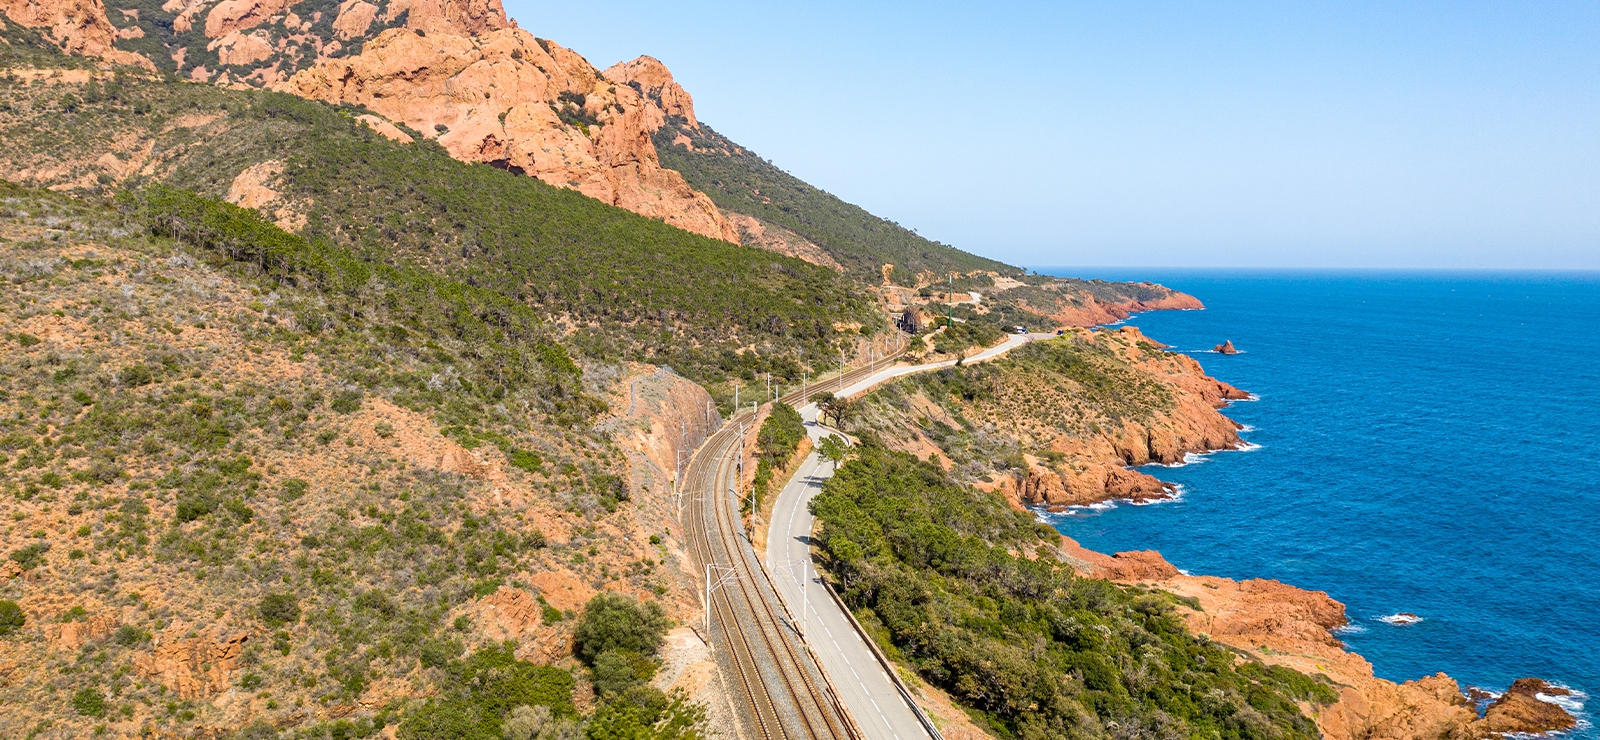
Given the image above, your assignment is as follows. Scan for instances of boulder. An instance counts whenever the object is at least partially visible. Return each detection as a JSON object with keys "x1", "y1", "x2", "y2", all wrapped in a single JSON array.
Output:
[{"x1": 1478, "y1": 678, "x2": 1577, "y2": 735}]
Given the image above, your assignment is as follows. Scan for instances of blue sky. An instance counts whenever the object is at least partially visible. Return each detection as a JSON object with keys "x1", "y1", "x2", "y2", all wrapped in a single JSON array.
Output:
[{"x1": 502, "y1": 1, "x2": 1600, "y2": 269}]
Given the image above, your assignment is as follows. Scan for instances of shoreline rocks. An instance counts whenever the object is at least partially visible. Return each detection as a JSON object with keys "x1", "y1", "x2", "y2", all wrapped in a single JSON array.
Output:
[
  {"x1": 1069, "y1": 545, "x2": 1579, "y2": 740},
  {"x1": 1213, "y1": 339, "x2": 1239, "y2": 354},
  {"x1": 1479, "y1": 678, "x2": 1579, "y2": 736}
]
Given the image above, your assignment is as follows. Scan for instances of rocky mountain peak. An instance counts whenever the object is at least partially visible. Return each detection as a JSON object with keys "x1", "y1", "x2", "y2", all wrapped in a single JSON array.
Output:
[
  {"x1": 402, "y1": 0, "x2": 513, "y2": 37},
  {"x1": 282, "y1": 26, "x2": 738, "y2": 241},
  {"x1": 603, "y1": 55, "x2": 699, "y2": 130},
  {"x1": 2, "y1": 0, "x2": 739, "y2": 242}
]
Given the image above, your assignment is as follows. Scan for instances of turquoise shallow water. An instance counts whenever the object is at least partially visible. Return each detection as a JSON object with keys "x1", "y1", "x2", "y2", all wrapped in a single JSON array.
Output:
[{"x1": 1035, "y1": 269, "x2": 1599, "y2": 734}]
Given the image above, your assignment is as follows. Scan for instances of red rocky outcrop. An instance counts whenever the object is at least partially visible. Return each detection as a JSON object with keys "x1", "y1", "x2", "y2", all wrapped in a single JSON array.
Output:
[{"x1": 282, "y1": 25, "x2": 738, "y2": 242}]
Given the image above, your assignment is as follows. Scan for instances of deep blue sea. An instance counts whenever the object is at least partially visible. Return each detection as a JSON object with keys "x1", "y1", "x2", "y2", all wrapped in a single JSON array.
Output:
[{"x1": 1035, "y1": 269, "x2": 1599, "y2": 734}]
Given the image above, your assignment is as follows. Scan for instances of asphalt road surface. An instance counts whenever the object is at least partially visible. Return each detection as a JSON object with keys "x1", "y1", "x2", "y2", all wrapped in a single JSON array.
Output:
[{"x1": 764, "y1": 333, "x2": 1047, "y2": 740}]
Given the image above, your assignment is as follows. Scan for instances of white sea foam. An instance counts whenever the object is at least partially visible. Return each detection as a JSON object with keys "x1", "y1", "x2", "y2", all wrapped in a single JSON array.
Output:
[
  {"x1": 1237, "y1": 423, "x2": 1257, "y2": 433},
  {"x1": 1129, "y1": 484, "x2": 1186, "y2": 506},
  {"x1": 1234, "y1": 441, "x2": 1264, "y2": 452},
  {"x1": 1152, "y1": 452, "x2": 1209, "y2": 468},
  {"x1": 1539, "y1": 687, "x2": 1587, "y2": 714},
  {"x1": 1032, "y1": 499, "x2": 1119, "y2": 521},
  {"x1": 1377, "y1": 613, "x2": 1424, "y2": 626},
  {"x1": 1332, "y1": 623, "x2": 1368, "y2": 635},
  {"x1": 1031, "y1": 483, "x2": 1186, "y2": 520},
  {"x1": 1070, "y1": 500, "x2": 1120, "y2": 514}
]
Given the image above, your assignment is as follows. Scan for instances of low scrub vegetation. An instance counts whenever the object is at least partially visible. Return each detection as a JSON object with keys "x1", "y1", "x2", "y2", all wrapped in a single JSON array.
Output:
[{"x1": 0, "y1": 182, "x2": 688, "y2": 738}]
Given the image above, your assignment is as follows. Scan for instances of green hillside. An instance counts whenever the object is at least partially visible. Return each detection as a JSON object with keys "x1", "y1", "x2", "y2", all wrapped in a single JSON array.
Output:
[
  {"x1": 0, "y1": 44, "x2": 878, "y2": 401},
  {"x1": 654, "y1": 118, "x2": 1017, "y2": 285}
]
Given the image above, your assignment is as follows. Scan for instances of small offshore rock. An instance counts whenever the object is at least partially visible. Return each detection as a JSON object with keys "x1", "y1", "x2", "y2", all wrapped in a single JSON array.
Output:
[{"x1": 1477, "y1": 677, "x2": 1578, "y2": 735}]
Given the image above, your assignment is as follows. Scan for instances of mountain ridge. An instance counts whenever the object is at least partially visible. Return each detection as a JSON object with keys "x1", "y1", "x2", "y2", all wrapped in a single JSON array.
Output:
[{"x1": 4, "y1": 0, "x2": 1035, "y2": 275}]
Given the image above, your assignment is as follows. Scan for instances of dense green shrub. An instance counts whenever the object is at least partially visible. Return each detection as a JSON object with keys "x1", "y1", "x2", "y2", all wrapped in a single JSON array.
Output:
[
  {"x1": 591, "y1": 650, "x2": 647, "y2": 698},
  {"x1": 121, "y1": 186, "x2": 596, "y2": 424},
  {"x1": 279, "y1": 479, "x2": 310, "y2": 501},
  {"x1": 0, "y1": 600, "x2": 23, "y2": 635},
  {"x1": 507, "y1": 449, "x2": 543, "y2": 473},
  {"x1": 398, "y1": 646, "x2": 575, "y2": 740},
  {"x1": 113, "y1": 625, "x2": 151, "y2": 646},
  {"x1": 257, "y1": 593, "x2": 300, "y2": 626},
  {"x1": 584, "y1": 686, "x2": 704, "y2": 740},
  {"x1": 810, "y1": 443, "x2": 1332, "y2": 740},
  {"x1": 419, "y1": 637, "x2": 463, "y2": 668},
  {"x1": 72, "y1": 687, "x2": 106, "y2": 717},
  {"x1": 230, "y1": 720, "x2": 279, "y2": 740},
  {"x1": 750, "y1": 402, "x2": 806, "y2": 510},
  {"x1": 571, "y1": 593, "x2": 673, "y2": 665},
  {"x1": 330, "y1": 390, "x2": 362, "y2": 414},
  {"x1": 932, "y1": 320, "x2": 1004, "y2": 356},
  {"x1": 755, "y1": 402, "x2": 805, "y2": 460},
  {"x1": 118, "y1": 364, "x2": 155, "y2": 387},
  {"x1": 8, "y1": 542, "x2": 48, "y2": 570}
]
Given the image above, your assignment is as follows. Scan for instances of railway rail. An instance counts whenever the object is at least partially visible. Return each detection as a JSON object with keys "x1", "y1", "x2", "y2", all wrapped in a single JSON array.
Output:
[{"x1": 682, "y1": 352, "x2": 905, "y2": 739}]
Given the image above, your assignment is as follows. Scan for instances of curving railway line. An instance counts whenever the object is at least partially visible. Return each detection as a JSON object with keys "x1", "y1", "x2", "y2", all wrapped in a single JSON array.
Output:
[{"x1": 682, "y1": 354, "x2": 905, "y2": 740}]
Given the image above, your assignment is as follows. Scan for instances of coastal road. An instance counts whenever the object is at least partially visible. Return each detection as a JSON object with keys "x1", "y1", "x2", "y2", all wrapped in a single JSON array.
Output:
[
  {"x1": 682, "y1": 347, "x2": 931, "y2": 740},
  {"x1": 764, "y1": 332, "x2": 1050, "y2": 740},
  {"x1": 682, "y1": 332, "x2": 1045, "y2": 740},
  {"x1": 683, "y1": 419, "x2": 857, "y2": 740}
]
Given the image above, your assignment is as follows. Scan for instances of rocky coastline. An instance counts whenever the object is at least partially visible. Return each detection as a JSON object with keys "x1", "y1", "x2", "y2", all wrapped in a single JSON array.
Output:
[
  {"x1": 1035, "y1": 361, "x2": 1580, "y2": 740},
  {"x1": 860, "y1": 319, "x2": 1579, "y2": 740},
  {"x1": 978, "y1": 325, "x2": 1255, "y2": 511},
  {"x1": 1060, "y1": 537, "x2": 1578, "y2": 740}
]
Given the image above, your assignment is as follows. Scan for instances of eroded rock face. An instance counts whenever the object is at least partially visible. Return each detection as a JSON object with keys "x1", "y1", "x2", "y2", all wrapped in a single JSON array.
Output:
[
  {"x1": 983, "y1": 327, "x2": 1251, "y2": 510},
  {"x1": 727, "y1": 212, "x2": 843, "y2": 271},
  {"x1": 283, "y1": 28, "x2": 739, "y2": 242},
  {"x1": 24, "y1": 0, "x2": 739, "y2": 242},
  {"x1": 201, "y1": 0, "x2": 289, "y2": 38},
  {"x1": 330, "y1": 0, "x2": 378, "y2": 39},
  {"x1": 207, "y1": 29, "x2": 273, "y2": 66},
  {"x1": 402, "y1": 0, "x2": 510, "y2": 37},
  {"x1": 135, "y1": 625, "x2": 250, "y2": 700},
  {"x1": 225, "y1": 160, "x2": 308, "y2": 232},
  {"x1": 47, "y1": 613, "x2": 120, "y2": 652},
  {"x1": 1479, "y1": 679, "x2": 1578, "y2": 735},
  {"x1": 1, "y1": 0, "x2": 154, "y2": 69},
  {"x1": 603, "y1": 55, "x2": 698, "y2": 129},
  {"x1": 1214, "y1": 340, "x2": 1239, "y2": 354}
]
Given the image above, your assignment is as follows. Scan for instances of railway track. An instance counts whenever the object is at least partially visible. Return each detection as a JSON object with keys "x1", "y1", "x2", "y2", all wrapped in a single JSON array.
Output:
[{"x1": 682, "y1": 353, "x2": 905, "y2": 740}]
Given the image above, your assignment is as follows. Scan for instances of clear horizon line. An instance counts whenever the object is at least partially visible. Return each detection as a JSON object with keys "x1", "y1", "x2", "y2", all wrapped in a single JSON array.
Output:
[{"x1": 1028, "y1": 265, "x2": 1600, "y2": 273}]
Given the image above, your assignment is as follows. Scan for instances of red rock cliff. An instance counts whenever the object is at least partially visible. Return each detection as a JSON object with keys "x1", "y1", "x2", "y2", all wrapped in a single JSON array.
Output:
[
  {"x1": 282, "y1": 17, "x2": 739, "y2": 242},
  {"x1": 1, "y1": 0, "x2": 153, "y2": 69},
  {"x1": 11, "y1": 0, "x2": 739, "y2": 243}
]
